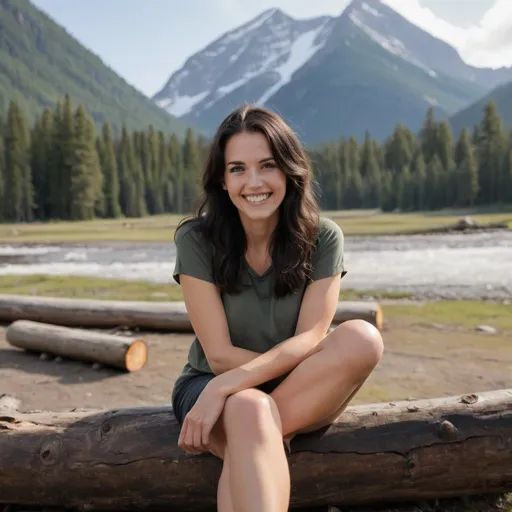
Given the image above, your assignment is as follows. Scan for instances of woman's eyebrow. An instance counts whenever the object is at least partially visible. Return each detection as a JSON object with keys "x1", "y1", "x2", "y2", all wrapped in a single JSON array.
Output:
[{"x1": 226, "y1": 157, "x2": 274, "y2": 165}]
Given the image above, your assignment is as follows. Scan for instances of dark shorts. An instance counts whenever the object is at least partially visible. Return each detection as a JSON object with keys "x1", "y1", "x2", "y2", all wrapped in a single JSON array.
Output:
[{"x1": 171, "y1": 372, "x2": 287, "y2": 425}]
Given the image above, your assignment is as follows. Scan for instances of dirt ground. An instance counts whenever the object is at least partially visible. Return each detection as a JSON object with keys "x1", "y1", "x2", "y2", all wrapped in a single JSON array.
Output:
[
  {"x1": 1, "y1": 318, "x2": 511, "y2": 512},
  {"x1": 1, "y1": 316, "x2": 510, "y2": 413}
]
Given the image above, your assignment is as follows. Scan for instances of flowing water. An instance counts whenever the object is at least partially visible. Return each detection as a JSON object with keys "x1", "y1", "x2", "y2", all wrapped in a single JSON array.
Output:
[{"x1": 1, "y1": 231, "x2": 511, "y2": 300}]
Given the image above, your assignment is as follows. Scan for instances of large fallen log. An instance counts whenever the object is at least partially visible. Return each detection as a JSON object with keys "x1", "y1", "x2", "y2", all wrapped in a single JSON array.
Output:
[
  {"x1": 5, "y1": 320, "x2": 148, "y2": 371},
  {"x1": 0, "y1": 294, "x2": 383, "y2": 331},
  {"x1": 0, "y1": 389, "x2": 510, "y2": 511}
]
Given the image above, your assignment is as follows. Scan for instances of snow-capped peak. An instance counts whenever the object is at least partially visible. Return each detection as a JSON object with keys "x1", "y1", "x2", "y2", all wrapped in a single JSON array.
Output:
[{"x1": 153, "y1": 10, "x2": 332, "y2": 120}]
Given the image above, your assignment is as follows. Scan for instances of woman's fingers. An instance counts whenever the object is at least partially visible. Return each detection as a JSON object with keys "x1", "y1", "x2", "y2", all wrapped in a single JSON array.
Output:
[
  {"x1": 193, "y1": 421, "x2": 203, "y2": 451},
  {"x1": 178, "y1": 419, "x2": 188, "y2": 450},
  {"x1": 202, "y1": 417, "x2": 215, "y2": 448}
]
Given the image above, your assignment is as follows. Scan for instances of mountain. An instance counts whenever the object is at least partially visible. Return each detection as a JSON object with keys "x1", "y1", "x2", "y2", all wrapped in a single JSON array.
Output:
[
  {"x1": 449, "y1": 80, "x2": 512, "y2": 135},
  {"x1": 153, "y1": 8, "x2": 333, "y2": 134},
  {"x1": 153, "y1": 0, "x2": 512, "y2": 144},
  {"x1": 0, "y1": 0, "x2": 188, "y2": 137}
]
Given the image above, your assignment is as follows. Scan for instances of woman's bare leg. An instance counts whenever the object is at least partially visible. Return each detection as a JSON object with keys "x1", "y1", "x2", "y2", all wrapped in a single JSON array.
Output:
[
  {"x1": 224, "y1": 389, "x2": 290, "y2": 512},
  {"x1": 209, "y1": 388, "x2": 290, "y2": 512},
  {"x1": 217, "y1": 450, "x2": 234, "y2": 512},
  {"x1": 271, "y1": 319, "x2": 384, "y2": 439}
]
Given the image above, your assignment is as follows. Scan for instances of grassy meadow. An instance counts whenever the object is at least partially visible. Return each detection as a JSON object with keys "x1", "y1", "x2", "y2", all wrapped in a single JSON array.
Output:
[{"x1": 0, "y1": 208, "x2": 510, "y2": 244}]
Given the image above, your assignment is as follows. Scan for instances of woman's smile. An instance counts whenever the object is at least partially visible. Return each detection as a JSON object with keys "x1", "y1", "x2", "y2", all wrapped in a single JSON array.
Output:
[{"x1": 243, "y1": 192, "x2": 273, "y2": 204}]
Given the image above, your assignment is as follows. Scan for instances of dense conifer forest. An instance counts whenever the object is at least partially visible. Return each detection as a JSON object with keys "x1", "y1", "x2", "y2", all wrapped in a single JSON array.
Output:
[{"x1": 0, "y1": 95, "x2": 510, "y2": 223}]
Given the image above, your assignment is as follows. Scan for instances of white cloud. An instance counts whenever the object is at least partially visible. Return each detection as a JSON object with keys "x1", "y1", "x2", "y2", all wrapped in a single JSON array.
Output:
[{"x1": 383, "y1": 0, "x2": 512, "y2": 68}]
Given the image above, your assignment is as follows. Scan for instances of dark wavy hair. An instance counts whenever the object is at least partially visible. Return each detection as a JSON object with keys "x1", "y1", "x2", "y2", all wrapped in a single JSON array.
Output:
[{"x1": 176, "y1": 104, "x2": 320, "y2": 297}]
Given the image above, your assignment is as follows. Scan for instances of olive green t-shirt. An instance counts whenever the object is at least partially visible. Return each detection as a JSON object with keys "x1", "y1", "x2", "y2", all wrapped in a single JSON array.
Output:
[{"x1": 172, "y1": 217, "x2": 346, "y2": 388}]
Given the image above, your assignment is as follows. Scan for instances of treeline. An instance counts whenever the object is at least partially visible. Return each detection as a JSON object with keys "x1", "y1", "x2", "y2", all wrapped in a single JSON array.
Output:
[
  {"x1": 0, "y1": 96, "x2": 511, "y2": 223},
  {"x1": 312, "y1": 102, "x2": 512, "y2": 211},
  {"x1": 0, "y1": 95, "x2": 208, "y2": 223}
]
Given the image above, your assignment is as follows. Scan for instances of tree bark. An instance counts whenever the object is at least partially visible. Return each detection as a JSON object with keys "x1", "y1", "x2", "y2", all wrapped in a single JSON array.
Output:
[
  {"x1": 0, "y1": 389, "x2": 510, "y2": 511},
  {"x1": 6, "y1": 320, "x2": 148, "y2": 371},
  {"x1": 0, "y1": 294, "x2": 383, "y2": 331}
]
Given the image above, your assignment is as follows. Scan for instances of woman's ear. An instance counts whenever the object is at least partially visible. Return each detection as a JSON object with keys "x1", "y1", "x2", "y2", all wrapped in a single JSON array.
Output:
[{"x1": 221, "y1": 181, "x2": 227, "y2": 190}]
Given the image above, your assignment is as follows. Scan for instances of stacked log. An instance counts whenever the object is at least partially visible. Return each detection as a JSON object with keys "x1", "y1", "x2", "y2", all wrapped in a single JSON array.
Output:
[
  {"x1": 0, "y1": 389, "x2": 510, "y2": 511},
  {"x1": 0, "y1": 294, "x2": 384, "y2": 331}
]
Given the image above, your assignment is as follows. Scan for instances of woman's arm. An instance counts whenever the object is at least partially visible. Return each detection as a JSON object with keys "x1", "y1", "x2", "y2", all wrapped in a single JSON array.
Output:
[
  {"x1": 180, "y1": 274, "x2": 261, "y2": 374},
  {"x1": 213, "y1": 272, "x2": 342, "y2": 395}
]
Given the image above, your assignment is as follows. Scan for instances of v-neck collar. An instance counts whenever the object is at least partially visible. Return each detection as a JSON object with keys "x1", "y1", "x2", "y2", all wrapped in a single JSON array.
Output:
[{"x1": 245, "y1": 258, "x2": 273, "y2": 279}]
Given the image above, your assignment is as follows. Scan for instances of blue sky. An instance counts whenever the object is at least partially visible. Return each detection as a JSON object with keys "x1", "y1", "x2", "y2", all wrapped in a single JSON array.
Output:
[{"x1": 31, "y1": 0, "x2": 509, "y2": 98}]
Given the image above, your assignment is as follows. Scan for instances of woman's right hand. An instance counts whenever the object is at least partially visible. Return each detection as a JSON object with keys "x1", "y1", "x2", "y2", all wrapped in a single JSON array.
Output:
[{"x1": 178, "y1": 379, "x2": 228, "y2": 455}]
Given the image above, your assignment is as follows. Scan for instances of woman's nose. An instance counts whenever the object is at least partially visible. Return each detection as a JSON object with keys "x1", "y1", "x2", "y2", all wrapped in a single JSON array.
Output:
[{"x1": 247, "y1": 168, "x2": 263, "y2": 187}]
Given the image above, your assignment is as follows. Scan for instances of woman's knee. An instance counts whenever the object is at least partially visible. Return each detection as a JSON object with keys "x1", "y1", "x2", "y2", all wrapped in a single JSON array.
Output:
[
  {"x1": 327, "y1": 319, "x2": 384, "y2": 374},
  {"x1": 223, "y1": 388, "x2": 283, "y2": 439}
]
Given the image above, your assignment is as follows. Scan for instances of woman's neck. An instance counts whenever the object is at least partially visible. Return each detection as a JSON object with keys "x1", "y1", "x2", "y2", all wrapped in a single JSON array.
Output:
[{"x1": 241, "y1": 216, "x2": 278, "y2": 253}]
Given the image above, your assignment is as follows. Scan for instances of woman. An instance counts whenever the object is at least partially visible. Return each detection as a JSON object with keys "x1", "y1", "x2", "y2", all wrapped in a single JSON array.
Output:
[{"x1": 171, "y1": 105, "x2": 384, "y2": 512}]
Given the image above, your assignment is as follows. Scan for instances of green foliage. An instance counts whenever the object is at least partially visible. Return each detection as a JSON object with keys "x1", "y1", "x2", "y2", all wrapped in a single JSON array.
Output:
[
  {"x1": 311, "y1": 101, "x2": 512, "y2": 212},
  {"x1": 0, "y1": 92, "x2": 511, "y2": 224},
  {"x1": 0, "y1": 95, "x2": 207, "y2": 223},
  {"x1": 0, "y1": 0, "x2": 188, "y2": 137}
]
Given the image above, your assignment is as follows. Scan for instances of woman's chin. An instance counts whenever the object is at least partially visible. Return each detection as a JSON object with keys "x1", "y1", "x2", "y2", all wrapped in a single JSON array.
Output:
[{"x1": 238, "y1": 206, "x2": 280, "y2": 224}]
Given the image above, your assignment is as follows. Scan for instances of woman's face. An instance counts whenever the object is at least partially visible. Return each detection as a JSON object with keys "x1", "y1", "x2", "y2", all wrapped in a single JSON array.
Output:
[{"x1": 222, "y1": 131, "x2": 287, "y2": 226}]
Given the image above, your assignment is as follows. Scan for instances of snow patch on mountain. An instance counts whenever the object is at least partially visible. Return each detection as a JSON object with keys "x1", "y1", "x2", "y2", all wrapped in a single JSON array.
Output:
[
  {"x1": 361, "y1": 1, "x2": 383, "y2": 17},
  {"x1": 348, "y1": 7, "x2": 437, "y2": 77},
  {"x1": 159, "y1": 91, "x2": 208, "y2": 117},
  {"x1": 257, "y1": 21, "x2": 330, "y2": 105}
]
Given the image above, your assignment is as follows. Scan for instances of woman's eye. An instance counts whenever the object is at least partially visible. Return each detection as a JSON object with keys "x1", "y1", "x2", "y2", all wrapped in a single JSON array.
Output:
[
  {"x1": 230, "y1": 166, "x2": 244, "y2": 173},
  {"x1": 263, "y1": 162, "x2": 276, "y2": 169}
]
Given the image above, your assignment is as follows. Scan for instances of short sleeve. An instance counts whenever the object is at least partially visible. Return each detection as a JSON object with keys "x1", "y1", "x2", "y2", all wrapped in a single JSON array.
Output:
[
  {"x1": 173, "y1": 223, "x2": 215, "y2": 285},
  {"x1": 310, "y1": 218, "x2": 347, "y2": 282}
]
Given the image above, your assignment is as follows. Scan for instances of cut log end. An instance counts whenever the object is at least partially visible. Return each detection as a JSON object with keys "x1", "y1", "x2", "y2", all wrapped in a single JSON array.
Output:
[
  {"x1": 125, "y1": 340, "x2": 148, "y2": 372},
  {"x1": 375, "y1": 304, "x2": 383, "y2": 331}
]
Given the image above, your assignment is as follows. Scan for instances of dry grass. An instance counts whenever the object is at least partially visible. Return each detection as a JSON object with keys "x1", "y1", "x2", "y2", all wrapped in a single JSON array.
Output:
[
  {"x1": 0, "y1": 209, "x2": 510, "y2": 243},
  {"x1": 0, "y1": 274, "x2": 413, "y2": 302}
]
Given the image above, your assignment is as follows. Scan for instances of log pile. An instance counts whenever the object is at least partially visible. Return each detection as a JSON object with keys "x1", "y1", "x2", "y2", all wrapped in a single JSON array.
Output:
[
  {"x1": 0, "y1": 389, "x2": 510, "y2": 511},
  {"x1": 0, "y1": 294, "x2": 384, "y2": 331}
]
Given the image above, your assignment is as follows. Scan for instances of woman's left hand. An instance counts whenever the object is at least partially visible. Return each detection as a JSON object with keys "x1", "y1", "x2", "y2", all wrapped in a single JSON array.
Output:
[{"x1": 178, "y1": 380, "x2": 228, "y2": 455}]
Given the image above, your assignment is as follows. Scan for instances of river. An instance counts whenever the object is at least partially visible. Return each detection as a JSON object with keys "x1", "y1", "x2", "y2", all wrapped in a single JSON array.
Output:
[{"x1": 0, "y1": 231, "x2": 511, "y2": 300}]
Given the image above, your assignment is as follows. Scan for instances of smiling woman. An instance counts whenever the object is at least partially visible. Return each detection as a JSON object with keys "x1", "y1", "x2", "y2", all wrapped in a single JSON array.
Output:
[{"x1": 170, "y1": 104, "x2": 383, "y2": 512}]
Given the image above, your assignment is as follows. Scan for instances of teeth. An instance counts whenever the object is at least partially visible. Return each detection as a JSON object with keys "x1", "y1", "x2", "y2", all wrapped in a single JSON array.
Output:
[{"x1": 245, "y1": 193, "x2": 271, "y2": 203}]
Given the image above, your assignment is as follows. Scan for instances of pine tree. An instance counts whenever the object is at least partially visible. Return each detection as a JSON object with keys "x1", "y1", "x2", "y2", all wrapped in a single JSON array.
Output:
[
  {"x1": 419, "y1": 108, "x2": 438, "y2": 164},
  {"x1": 477, "y1": 101, "x2": 506, "y2": 204},
  {"x1": 384, "y1": 124, "x2": 413, "y2": 173},
  {"x1": 360, "y1": 134, "x2": 381, "y2": 208},
  {"x1": 101, "y1": 122, "x2": 121, "y2": 218},
  {"x1": 54, "y1": 94, "x2": 75, "y2": 219},
  {"x1": 69, "y1": 105, "x2": 100, "y2": 220},
  {"x1": 503, "y1": 133, "x2": 512, "y2": 203},
  {"x1": 0, "y1": 114, "x2": 5, "y2": 221},
  {"x1": 182, "y1": 128, "x2": 201, "y2": 212},
  {"x1": 169, "y1": 133, "x2": 183, "y2": 213},
  {"x1": 3, "y1": 100, "x2": 33, "y2": 222},
  {"x1": 117, "y1": 125, "x2": 136, "y2": 217},
  {"x1": 436, "y1": 120, "x2": 455, "y2": 207},
  {"x1": 410, "y1": 150, "x2": 426, "y2": 210},
  {"x1": 30, "y1": 108, "x2": 54, "y2": 220},
  {"x1": 425, "y1": 155, "x2": 442, "y2": 210},
  {"x1": 454, "y1": 128, "x2": 478, "y2": 207},
  {"x1": 397, "y1": 165, "x2": 413, "y2": 211}
]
